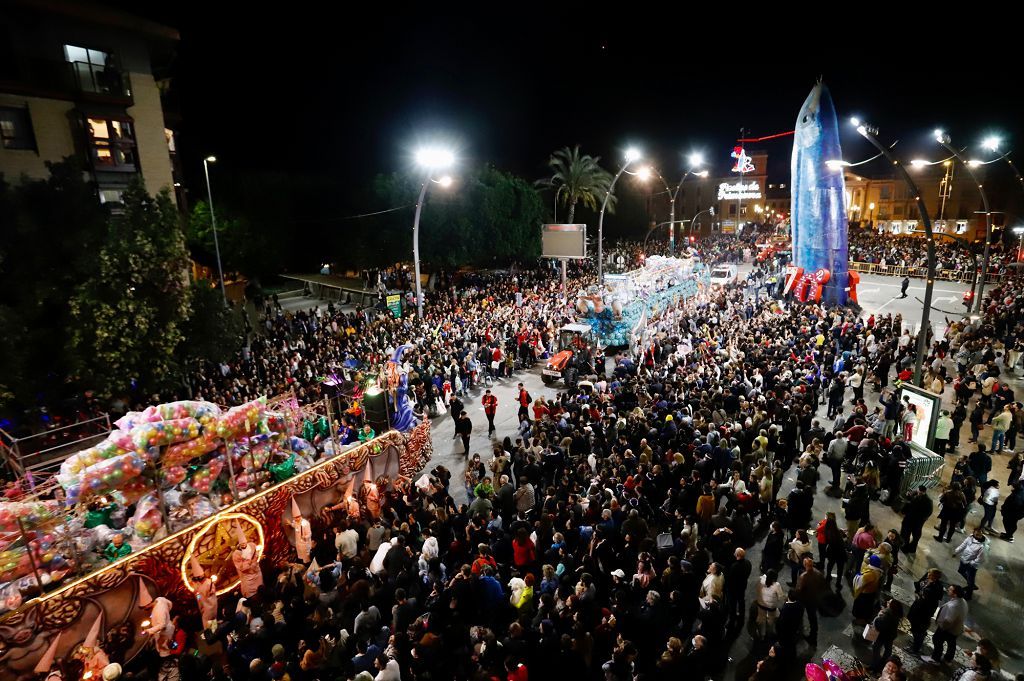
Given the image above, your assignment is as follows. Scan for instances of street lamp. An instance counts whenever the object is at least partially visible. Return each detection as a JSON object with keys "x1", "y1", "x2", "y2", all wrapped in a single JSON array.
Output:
[
  {"x1": 853, "y1": 119, "x2": 936, "y2": 387},
  {"x1": 202, "y1": 155, "x2": 227, "y2": 305},
  {"x1": 598, "y1": 147, "x2": 641, "y2": 283},
  {"x1": 935, "y1": 130, "x2": 993, "y2": 312},
  {"x1": 643, "y1": 155, "x2": 708, "y2": 255},
  {"x1": 412, "y1": 147, "x2": 455, "y2": 318}
]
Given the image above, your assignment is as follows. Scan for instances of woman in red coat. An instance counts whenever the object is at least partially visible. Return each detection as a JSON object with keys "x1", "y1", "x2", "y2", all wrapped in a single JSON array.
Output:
[{"x1": 512, "y1": 527, "x2": 536, "y2": 572}]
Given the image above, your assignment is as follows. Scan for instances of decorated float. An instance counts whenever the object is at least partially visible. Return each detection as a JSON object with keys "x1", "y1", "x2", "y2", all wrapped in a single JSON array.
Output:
[
  {"x1": 0, "y1": 373, "x2": 431, "y2": 679},
  {"x1": 574, "y1": 253, "x2": 710, "y2": 347}
]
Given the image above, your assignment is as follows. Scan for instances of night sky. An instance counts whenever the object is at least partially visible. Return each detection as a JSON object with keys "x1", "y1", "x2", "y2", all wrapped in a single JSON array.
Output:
[{"x1": 120, "y1": 5, "x2": 1023, "y2": 215}]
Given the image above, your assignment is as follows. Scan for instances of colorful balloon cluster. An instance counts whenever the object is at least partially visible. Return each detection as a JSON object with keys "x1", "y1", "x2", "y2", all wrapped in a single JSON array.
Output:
[
  {"x1": 214, "y1": 398, "x2": 266, "y2": 440},
  {"x1": 163, "y1": 432, "x2": 218, "y2": 467},
  {"x1": 130, "y1": 494, "x2": 164, "y2": 541},
  {"x1": 78, "y1": 452, "x2": 147, "y2": 498},
  {"x1": 190, "y1": 457, "x2": 225, "y2": 494},
  {"x1": 0, "y1": 533, "x2": 65, "y2": 585},
  {"x1": 0, "y1": 501, "x2": 62, "y2": 533},
  {"x1": 57, "y1": 399, "x2": 270, "y2": 504},
  {"x1": 130, "y1": 418, "x2": 200, "y2": 451}
]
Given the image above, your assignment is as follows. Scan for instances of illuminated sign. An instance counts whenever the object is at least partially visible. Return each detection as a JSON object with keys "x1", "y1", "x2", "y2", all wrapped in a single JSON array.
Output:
[
  {"x1": 731, "y1": 146, "x2": 755, "y2": 173},
  {"x1": 717, "y1": 181, "x2": 762, "y2": 201}
]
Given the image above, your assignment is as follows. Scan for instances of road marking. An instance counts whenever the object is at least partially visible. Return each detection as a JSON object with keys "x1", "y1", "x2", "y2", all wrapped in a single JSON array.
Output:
[{"x1": 862, "y1": 280, "x2": 964, "y2": 294}]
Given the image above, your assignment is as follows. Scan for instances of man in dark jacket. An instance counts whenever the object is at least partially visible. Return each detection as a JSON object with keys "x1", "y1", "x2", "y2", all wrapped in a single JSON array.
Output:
[
  {"x1": 1001, "y1": 481, "x2": 1024, "y2": 542},
  {"x1": 901, "y1": 485, "x2": 934, "y2": 552},
  {"x1": 795, "y1": 557, "x2": 826, "y2": 645},
  {"x1": 725, "y1": 547, "x2": 752, "y2": 628},
  {"x1": 776, "y1": 592, "x2": 805, "y2": 661},
  {"x1": 455, "y1": 410, "x2": 473, "y2": 455},
  {"x1": 908, "y1": 569, "x2": 946, "y2": 653}
]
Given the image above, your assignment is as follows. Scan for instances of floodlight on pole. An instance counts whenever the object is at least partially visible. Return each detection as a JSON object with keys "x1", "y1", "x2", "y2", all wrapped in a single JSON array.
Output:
[
  {"x1": 202, "y1": 155, "x2": 227, "y2": 305},
  {"x1": 411, "y1": 147, "x2": 456, "y2": 317},
  {"x1": 598, "y1": 148, "x2": 642, "y2": 281},
  {"x1": 982, "y1": 136, "x2": 1001, "y2": 152}
]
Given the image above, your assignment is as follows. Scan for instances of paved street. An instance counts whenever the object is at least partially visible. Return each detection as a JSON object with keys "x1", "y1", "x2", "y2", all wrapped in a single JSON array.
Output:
[{"x1": 417, "y1": 271, "x2": 1024, "y2": 680}]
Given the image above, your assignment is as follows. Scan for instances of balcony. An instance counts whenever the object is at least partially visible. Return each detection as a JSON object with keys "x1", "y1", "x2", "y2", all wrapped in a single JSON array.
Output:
[
  {"x1": 68, "y1": 60, "x2": 132, "y2": 101},
  {"x1": 0, "y1": 55, "x2": 131, "y2": 104}
]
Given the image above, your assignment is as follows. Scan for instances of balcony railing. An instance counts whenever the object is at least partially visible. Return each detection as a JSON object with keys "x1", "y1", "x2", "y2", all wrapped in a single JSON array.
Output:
[
  {"x1": 68, "y1": 60, "x2": 132, "y2": 100},
  {"x1": 0, "y1": 55, "x2": 131, "y2": 102}
]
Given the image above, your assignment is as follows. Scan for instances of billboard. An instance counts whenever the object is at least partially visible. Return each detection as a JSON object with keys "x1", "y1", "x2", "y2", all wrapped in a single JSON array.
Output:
[
  {"x1": 898, "y1": 383, "x2": 940, "y2": 451},
  {"x1": 542, "y1": 223, "x2": 587, "y2": 259}
]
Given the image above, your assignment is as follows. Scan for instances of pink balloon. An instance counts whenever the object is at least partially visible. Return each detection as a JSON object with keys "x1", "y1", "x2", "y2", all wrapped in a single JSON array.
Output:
[
  {"x1": 822, "y1": 660, "x2": 845, "y2": 681},
  {"x1": 805, "y1": 663, "x2": 827, "y2": 681}
]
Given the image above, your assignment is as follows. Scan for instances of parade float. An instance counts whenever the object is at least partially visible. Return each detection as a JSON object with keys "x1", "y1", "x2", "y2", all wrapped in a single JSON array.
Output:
[
  {"x1": 0, "y1": 379, "x2": 431, "y2": 679},
  {"x1": 574, "y1": 252, "x2": 710, "y2": 348}
]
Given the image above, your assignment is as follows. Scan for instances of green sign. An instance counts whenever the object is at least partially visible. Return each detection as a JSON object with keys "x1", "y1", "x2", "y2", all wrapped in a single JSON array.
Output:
[{"x1": 386, "y1": 294, "x2": 402, "y2": 319}]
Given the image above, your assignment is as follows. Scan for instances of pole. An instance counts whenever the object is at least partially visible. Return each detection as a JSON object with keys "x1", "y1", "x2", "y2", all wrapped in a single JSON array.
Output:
[
  {"x1": 859, "y1": 124, "x2": 936, "y2": 386},
  {"x1": 737, "y1": 128, "x2": 744, "y2": 240},
  {"x1": 17, "y1": 517, "x2": 44, "y2": 589},
  {"x1": 560, "y1": 259, "x2": 567, "y2": 304},
  {"x1": 598, "y1": 161, "x2": 633, "y2": 285},
  {"x1": 412, "y1": 178, "x2": 430, "y2": 318},
  {"x1": 203, "y1": 158, "x2": 228, "y2": 305},
  {"x1": 938, "y1": 138, "x2": 993, "y2": 313}
]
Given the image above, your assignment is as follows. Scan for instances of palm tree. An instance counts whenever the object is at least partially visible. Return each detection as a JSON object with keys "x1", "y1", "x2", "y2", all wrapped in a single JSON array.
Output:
[{"x1": 537, "y1": 145, "x2": 615, "y2": 223}]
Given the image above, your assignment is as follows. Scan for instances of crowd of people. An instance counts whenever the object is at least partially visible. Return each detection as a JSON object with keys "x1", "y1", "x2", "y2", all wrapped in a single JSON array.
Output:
[
  {"x1": 848, "y1": 232, "x2": 1013, "y2": 273},
  {"x1": 13, "y1": 233, "x2": 1024, "y2": 681}
]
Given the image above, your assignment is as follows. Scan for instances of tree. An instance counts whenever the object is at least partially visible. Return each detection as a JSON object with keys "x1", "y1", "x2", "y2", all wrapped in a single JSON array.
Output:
[
  {"x1": 178, "y1": 281, "x2": 245, "y2": 368},
  {"x1": 0, "y1": 159, "x2": 109, "y2": 411},
  {"x1": 537, "y1": 145, "x2": 616, "y2": 223},
  {"x1": 364, "y1": 165, "x2": 544, "y2": 268},
  {"x1": 69, "y1": 180, "x2": 192, "y2": 398}
]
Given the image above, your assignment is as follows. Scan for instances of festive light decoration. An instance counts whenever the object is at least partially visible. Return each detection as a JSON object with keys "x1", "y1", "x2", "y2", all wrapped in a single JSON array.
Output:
[
  {"x1": 181, "y1": 512, "x2": 264, "y2": 596},
  {"x1": 730, "y1": 146, "x2": 755, "y2": 173}
]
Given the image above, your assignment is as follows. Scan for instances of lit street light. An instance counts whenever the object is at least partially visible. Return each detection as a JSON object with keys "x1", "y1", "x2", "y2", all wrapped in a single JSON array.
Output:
[
  {"x1": 202, "y1": 155, "x2": 227, "y2": 305},
  {"x1": 598, "y1": 147, "x2": 642, "y2": 283},
  {"x1": 935, "y1": 130, "x2": 993, "y2": 312},
  {"x1": 641, "y1": 154, "x2": 708, "y2": 254},
  {"x1": 411, "y1": 147, "x2": 455, "y2": 317}
]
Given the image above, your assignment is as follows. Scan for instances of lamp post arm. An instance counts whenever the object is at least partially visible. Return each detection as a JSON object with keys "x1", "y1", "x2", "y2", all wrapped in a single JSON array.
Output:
[
  {"x1": 412, "y1": 177, "x2": 430, "y2": 318},
  {"x1": 940, "y1": 141, "x2": 992, "y2": 313},
  {"x1": 861, "y1": 129, "x2": 936, "y2": 386},
  {"x1": 598, "y1": 162, "x2": 631, "y2": 284}
]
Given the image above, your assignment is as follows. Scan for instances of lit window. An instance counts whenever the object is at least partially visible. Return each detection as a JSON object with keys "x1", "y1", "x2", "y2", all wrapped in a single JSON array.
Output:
[
  {"x1": 165, "y1": 128, "x2": 176, "y2": 153},
  {"x1": 86, "y1": 117, "x2": 137, "y2": 168},
  {"x1": 0, "y1": 107, "x2": 35, "y2": 150},
  {"x1": 98, "y1": 189, "x2": 124, "y2": 204},
  {"x1": 779, "y1": 183, "x2": 786, "y2": 189},
  {"x1": 65, "y1": 44, "x2": 125, "y2": 96},
  {"x1": 955, "y1": 221, "x2": 968, "y2": 234}
]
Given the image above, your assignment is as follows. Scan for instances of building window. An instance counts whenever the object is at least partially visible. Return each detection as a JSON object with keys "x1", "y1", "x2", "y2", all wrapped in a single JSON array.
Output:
[
  {"x1": 86, "y1": 117, "x2": 137, "y2": 168},
  {"x1": 98, "y1": 189, "x2": 124, "y2": 204},
  {"x1": 779, "y1": 183, "x2": 786, "y2": 189},
  {"x1": 768, "y1": 184, "x2": 775, "y2": 189},
  {"x1": 956, "y1": 221, "x2": 968, "y2": 234},
  {"x1": 894, "y1": 205, "x2": 903, "y2": 216},
  {"x1": 0, "y1": 107, "x2": 35, "y2": 150},
  {"x1": 880, "y1": 186, "x2": 891, "y2": 200},
  {"x1": 65, "y1": 44, "x2": 126, "y2": 96},
  {"x1": 728, "y1": 204, "x2": 736, "y2": 216},
  {"x1": 905, "y1": 220, "x2": 918, "y2": 233},
  {"x1": 890, "y1": 222, "x2": 901, "y2": 234}
]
